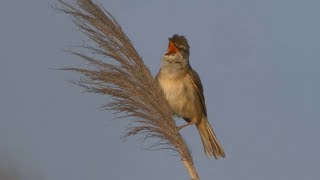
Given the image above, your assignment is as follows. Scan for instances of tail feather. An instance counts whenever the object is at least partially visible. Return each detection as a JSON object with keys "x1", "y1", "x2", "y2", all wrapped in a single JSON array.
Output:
[{"x1": 196, "y1": 117, "x2": 225, "y2": 159}]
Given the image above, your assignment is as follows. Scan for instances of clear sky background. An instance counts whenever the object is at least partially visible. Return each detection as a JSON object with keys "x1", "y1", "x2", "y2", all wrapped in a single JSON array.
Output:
[{"x1": 1, "y1": 0, "x2": 319, "y2": 179}]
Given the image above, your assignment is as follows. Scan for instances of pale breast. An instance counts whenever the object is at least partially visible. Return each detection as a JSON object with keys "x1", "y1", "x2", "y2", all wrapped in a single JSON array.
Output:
[
  {"x1": 159, "y1": 77, "x2": 185, "y2": 105},
  {"x1": 158, "y1": 72, "x2": 203, "y2": 121}
]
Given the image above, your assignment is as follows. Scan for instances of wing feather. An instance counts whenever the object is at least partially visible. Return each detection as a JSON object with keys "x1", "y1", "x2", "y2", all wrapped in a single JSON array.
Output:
[{"x1": 186, "y1": 69, "x2": 207, "y2": 117}]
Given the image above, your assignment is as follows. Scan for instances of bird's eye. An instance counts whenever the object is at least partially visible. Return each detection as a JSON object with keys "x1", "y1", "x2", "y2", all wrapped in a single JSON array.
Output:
[{"x1": 178, "y1": 46, "x2": 186, "y2": 52}]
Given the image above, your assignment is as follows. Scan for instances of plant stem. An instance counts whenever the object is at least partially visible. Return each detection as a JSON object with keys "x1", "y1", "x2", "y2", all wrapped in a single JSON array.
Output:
[{"x1": 182, "y1": 157, "x2": 200, "y2": 180}]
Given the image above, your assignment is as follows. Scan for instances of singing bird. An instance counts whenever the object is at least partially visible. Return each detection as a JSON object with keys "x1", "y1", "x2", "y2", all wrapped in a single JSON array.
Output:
[{"x1": 156, "y1": 34, "x2": 225, "y2": 159}]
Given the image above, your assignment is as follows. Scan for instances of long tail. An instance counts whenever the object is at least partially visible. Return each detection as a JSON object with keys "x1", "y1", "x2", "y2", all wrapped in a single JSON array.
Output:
[{"x1": 196, "y1": 116, "x2": 225, "y2": 159}]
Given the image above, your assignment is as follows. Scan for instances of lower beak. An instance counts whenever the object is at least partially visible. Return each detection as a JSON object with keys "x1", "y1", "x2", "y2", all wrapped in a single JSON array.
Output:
[{"x1": 165, "y1": 41, "x2": 178, "y2": 55}]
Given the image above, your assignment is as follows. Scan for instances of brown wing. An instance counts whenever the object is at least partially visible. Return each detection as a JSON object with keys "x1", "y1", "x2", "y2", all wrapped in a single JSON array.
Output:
[{"x1": 187, "y1": 69, "x2": 207, "y2": 117}]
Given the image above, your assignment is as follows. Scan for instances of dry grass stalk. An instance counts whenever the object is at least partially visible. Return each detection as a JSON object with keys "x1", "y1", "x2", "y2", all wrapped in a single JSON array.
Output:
[{"x1": 56, "y1": 0, "x2": 199, "y2": 179}]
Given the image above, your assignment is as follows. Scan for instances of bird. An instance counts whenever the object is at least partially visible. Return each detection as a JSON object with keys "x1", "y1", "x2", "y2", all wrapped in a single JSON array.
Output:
[{"x1": 156, "y1": 34, "x2": 225, "y2": 159}]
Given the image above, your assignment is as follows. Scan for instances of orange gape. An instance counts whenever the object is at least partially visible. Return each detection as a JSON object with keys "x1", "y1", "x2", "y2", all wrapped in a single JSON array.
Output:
[{"x1": 166, "y1": 41, "x2": 179, "y2": 55}]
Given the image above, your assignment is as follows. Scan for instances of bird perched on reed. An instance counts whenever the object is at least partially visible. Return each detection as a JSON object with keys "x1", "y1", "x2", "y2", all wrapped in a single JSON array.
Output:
[{"x1": 156, "y1": 34, "x2": 225, "y2": 159}]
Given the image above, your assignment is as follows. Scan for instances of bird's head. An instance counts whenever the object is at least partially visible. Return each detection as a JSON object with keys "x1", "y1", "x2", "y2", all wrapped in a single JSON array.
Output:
[{"x1": 165, "y1": 34, "x2": 190, "y2": 59}]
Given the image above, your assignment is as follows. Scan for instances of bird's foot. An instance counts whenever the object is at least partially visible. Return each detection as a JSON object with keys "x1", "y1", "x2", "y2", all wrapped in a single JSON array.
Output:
[{"x1": 177, "y1": 122, "x2": 194, "y2": 131}]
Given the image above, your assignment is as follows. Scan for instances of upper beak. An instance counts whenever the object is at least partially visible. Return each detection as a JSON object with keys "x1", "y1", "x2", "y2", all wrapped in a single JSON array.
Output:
[{"x1": 165, "y1": 40, "x2": 178, "y2": 55}]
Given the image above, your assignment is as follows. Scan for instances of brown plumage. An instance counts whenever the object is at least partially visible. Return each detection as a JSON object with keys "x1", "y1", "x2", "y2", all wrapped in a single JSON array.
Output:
[{"x1": 157, "y1": 34, "x2": 225, "y2": 159}]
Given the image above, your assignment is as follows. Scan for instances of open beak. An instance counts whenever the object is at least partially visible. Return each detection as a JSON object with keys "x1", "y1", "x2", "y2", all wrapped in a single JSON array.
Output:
[{"x1": 165, "y1": 40, "x2": 178, "y2": 55}]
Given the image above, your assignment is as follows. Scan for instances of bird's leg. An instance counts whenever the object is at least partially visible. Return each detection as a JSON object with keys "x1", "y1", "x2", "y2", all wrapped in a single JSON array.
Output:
[{"x1": 178, "y1": 121, "x2": 194, "y2": 130}]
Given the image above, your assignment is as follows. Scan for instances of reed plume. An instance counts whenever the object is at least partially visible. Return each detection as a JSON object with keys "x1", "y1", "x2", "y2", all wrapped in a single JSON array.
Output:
[{"x1": 56, "y1": 0, "x2": 199, "y2": 179}]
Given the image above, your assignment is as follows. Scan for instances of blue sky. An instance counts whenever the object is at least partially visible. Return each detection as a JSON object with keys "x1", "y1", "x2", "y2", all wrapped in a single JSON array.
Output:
[{"x1": 1, "y1": 0, "x2": 319, "y2": 179}]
